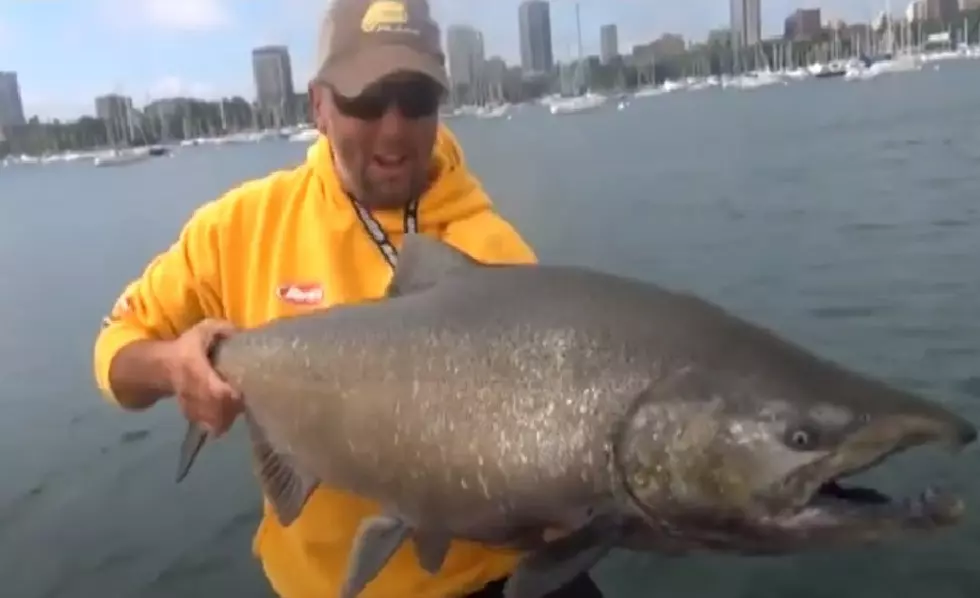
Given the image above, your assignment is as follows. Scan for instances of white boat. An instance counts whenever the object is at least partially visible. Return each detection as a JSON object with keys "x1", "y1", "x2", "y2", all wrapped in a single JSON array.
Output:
[
  {"x1": 549, "y1": 93, "x2": 607, "y2": 115},
  {"x1": 632, "y1": 86, "x2": 666, "y2": 99},
  {"x1": 288, "y1": 128, "x2": 319, "y2": 143},
  {"x1": 94, "y1": 100, "x2": 155, "y2": 167},
  {"x1": 549, "y1": 3, "x2": 608, "y2": 117},
  {"x1": 94, "y1": 148, "x2": 152, "y2": 167},
  {"x1": 661, "y1": 79, "x2": 688, "y2": 92},
  {"x1": 724, "y1": 70, "x2": 786, "y2": 90},
  {"x1": 782, "y1": 67, "x2": 811, "y2": 80},
  {"x1": 475, "y1": 104, "x2": 510, "y2": 120}
]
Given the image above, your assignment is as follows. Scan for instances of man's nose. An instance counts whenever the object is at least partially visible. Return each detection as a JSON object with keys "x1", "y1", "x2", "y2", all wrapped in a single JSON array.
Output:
[{"x1": 376, "y1": 103, "x2": 409, "y2": 134}]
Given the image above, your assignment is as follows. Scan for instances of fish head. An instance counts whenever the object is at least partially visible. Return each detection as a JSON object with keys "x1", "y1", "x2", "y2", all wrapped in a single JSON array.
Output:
[{"x1": 612, "y1": 368, "x2": 976, "y2": 551}]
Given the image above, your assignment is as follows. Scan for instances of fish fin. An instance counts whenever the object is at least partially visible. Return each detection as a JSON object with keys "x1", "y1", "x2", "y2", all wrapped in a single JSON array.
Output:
[
  {"x1": 412, "y1": 529, "x2": 452, "y2": 574},
  {"x1": 175, "y1": 334, "x2": 231, "y2": 483},
  {"x1": 175, "y1": 421, "x2": 209, "y2": 483},
  {"x1": 503, "y1": 518, "x2": 617, "y2": 598},
  {"x1": 245, "y1": 412, "x2": 318, "y2": 526},
  {"x1": 386, "y1": 233, "x2": 481, "y2": 297},
  {"x1": 341, "y1": 515, "x2": 413, "y2": 598}
]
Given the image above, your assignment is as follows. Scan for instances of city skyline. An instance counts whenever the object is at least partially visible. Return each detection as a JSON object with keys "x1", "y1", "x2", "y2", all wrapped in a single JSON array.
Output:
[{"x1": 0, "y1": 0, "x2": 948, "y2": 119}]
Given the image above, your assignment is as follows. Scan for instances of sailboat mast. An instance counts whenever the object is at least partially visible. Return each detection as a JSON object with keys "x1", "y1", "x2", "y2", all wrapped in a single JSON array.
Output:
[{"x1": 575, "y1": 2, "x2": 586, "y2": 93}]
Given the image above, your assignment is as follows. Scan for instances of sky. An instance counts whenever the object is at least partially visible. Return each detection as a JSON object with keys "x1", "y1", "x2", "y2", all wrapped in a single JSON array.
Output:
[{"x1": 0, "y1": 0, "x2": 884, "y2": 120}]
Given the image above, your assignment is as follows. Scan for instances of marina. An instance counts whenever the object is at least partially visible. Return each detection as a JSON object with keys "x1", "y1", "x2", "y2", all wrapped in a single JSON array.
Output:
[{"x1": 3, "y1": 43, "x2": 979, "y2": 170}]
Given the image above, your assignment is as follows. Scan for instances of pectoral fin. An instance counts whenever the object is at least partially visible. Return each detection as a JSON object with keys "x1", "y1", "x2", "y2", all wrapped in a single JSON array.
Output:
[
  {"x1": 245, "y1": 412, "x2": 318, "y2": 526},
  {"x1": 175, "y1": 421, "x2": 209, "y2": 483},
  {"x1": 342, "y1": 515, "x2": 413, "y2": 598},
  {"x1": 412, "y1": 529, "x2": 452, "y2": 574},
  {"x1": 174, "y1": 335, "x2": 230, "y2": 483},
  {"x1": 503, "y1": 517, "x2": 618, "y2": 598}
]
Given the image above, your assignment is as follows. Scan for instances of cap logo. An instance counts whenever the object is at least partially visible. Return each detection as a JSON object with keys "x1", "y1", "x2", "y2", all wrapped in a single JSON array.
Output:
[{"x1": 360, "y1": 0, "x2": 418, "y2": 34}]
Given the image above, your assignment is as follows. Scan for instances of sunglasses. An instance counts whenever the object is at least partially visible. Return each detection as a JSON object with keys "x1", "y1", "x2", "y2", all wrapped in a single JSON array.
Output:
[{"x1": 329, "y1": 77, "x2": 443, "y2": 120}]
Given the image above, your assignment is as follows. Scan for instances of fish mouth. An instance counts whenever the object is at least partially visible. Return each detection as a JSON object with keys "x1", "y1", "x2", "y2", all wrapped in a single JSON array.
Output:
[
  {"x1": 788, "y1": 478, "x2": 965, "y2": 530},
  {"x1": 774, "y1": 414, "x2": 975, "y2": 535}
]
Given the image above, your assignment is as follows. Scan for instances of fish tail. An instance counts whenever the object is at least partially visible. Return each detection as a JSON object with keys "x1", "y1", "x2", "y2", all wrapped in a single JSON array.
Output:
[{"x1": 175, "y1": 421, "x2": 209, "y2": 483}]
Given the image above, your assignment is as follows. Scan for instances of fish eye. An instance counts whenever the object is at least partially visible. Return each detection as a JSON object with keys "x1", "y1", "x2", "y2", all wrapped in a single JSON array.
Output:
[
  {"x1": 631, "y1": 470, "x2": 652, "y2": 490},
  {"x1": 785, "y1": 425, "x2": 820, "y2": 450}
]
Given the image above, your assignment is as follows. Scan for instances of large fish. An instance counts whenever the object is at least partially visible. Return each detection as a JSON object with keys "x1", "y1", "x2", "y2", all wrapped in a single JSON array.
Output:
[{"x1": 175, "y1": 234, "x2": 975, "y2": 598}]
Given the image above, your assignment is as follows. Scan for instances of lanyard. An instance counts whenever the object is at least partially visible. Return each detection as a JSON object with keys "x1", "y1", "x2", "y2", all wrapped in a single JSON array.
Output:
[{"x1": 349, "y1": 196, "x2": 419, "y2": 269}]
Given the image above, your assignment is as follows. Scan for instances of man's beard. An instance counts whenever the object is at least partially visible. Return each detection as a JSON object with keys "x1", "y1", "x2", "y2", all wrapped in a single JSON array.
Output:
[
  {"x1": 334, "y1": 152, "x2": 423, "y2": 210},
  {"x1": 356, "y1": 168, "x2": 425, "y2": 210}
]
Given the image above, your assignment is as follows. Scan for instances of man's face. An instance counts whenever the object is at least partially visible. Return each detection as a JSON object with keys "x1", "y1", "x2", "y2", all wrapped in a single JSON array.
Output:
[{"x1": 311, "y1": 72, "x2": 443, "y2": 210}]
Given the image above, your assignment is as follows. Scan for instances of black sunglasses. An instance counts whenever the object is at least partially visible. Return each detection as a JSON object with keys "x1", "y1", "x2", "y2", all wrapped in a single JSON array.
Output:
[{"x1": 329, "y1": 77, "x2": 443, "y2": 120}]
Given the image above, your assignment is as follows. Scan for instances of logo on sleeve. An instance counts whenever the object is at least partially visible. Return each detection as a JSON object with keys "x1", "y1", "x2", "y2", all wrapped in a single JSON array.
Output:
[{"x1": 101, "y1": 293, "x2": 134, "y2": 329}]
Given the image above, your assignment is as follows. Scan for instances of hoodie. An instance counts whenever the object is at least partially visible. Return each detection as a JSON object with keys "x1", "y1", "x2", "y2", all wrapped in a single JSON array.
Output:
[{"x1": 92, "y1": 124, "x2": 537, "y2": 598}]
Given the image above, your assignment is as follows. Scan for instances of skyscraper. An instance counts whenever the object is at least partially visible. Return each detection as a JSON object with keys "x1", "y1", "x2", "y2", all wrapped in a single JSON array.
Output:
[
  {"x1": 925, "y1": 0, "x2": 960, "y2": 22},
  {"x1": 446, "y1": 25, "x2": 486, "y2": 105},
  {"x1": 95, "y1": 94, "x2": 135, "y2": 145},
  {"x1": 252, "y1": 45, "x2": 296, "y2": 127},
  {"x1": 0, "y1": 72, "x2": 26, "y2": 128},
  {"x1": 730, "y1": 0, "x2": 762, "y2": 47},
  {"x1": 518, "y1": 0, "x2": 554, "y2": 76},
  {"x1": 783, "y1": 8, "x2": 821, "y2": 40},
  {"x1": 600, "y1": 24, "x2": 619, "y2": 64}
]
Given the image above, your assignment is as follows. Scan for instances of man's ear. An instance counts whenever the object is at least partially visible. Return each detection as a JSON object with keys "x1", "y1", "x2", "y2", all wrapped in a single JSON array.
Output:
[{"x1": 309, "y1": 82, "x2": 329, "y2": 134}]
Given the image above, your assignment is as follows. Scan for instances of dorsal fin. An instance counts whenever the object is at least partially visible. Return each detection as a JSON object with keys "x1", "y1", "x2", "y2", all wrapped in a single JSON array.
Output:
[{"x1": 385, "y1": 234, "x2": 481, "y2": 297}]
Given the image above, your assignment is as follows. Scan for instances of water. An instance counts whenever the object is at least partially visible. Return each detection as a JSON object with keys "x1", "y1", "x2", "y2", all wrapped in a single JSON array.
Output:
[{"x1": 2, "y1": 61, "x2": 979, "y2": 597}]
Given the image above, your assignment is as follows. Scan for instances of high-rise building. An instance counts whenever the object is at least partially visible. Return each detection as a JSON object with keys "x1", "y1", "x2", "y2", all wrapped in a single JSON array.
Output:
[
  {"x1": 925, "y1": 0, "x2": 960, "y2": 22},
  {"x1": 252, "y1": 45, "x2": 296, "y2": 127},
  {"x1": 651, "y1": 33, "x2": 687, "y2": 57},
  {"x1": 707, "y1": 28, "x2": 734, "y2": 46},
  {"x1": 446, "y1": 24, "x2": 486, "y2": 104},
  {"x1": 906, "y1": 0, "x2": 925, "y2": 20},
  {"x1": 0, "y1": 72, "x2": 26, "y2": 128},
  {"x1": 784, "y1": 8, "x2": 822, "y2": 41},
  {"x1": 518, "y1": 0, "x2": 554, "y2": 76},
  {"x1": 730, "y1": 0, "x2": 762, "y2": 47},
  {"x1": 482, "y1": 56, "x2": 508, "y2": 104},
  {"x1": 95, "y1": 94, "x2": 135, "y2": 145},
  {"x1": 600, "y1": 24, "x2": 619, "y2": 64}
]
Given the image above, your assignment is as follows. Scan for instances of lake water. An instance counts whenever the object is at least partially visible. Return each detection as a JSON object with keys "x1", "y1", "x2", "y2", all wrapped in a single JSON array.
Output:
[{"x1": 1, "y1": 61, "x2": 979, "y2": 598}]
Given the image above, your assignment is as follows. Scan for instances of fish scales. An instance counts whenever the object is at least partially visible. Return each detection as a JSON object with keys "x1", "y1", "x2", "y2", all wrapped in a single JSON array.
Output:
[{"x1": 215, "y1": 268, "x2": 666, "y2": 530}]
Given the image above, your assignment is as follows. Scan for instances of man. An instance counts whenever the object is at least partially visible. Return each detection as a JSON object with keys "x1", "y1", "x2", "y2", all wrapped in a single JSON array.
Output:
[{"x1": 92, "y1": 0, "x2": 607, "y2": 597}]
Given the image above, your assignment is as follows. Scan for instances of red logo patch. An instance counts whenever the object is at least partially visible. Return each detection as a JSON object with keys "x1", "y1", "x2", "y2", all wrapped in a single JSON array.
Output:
[{"x1": 276, "y1": 283, "x2": 324, "y2": 306}]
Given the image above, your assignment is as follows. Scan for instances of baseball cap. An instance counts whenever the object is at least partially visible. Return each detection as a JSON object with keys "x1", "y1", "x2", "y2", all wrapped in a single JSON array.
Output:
[{"x1": 315, "y1": 0, "x2": 449, "y2": 98}]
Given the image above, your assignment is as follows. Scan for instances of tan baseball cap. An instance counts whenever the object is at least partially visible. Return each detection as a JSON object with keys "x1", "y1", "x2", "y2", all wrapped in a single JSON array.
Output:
[{"x1": 315, "y1": 0, "x2": 449, "y2": 98}]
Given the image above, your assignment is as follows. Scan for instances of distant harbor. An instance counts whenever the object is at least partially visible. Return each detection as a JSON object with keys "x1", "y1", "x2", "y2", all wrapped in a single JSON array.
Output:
[
  {"x1": 1, "y1": 125, "x2": 317, "y2": 168},
  {"x1": 6, "y1": 41, "x2": 978, "y2": 171}
]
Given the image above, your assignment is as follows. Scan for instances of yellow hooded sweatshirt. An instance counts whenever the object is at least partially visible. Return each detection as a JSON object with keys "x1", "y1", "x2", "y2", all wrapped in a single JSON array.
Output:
[{"x1": 92, "y1": 125, "x2": 536, "y2": 598}]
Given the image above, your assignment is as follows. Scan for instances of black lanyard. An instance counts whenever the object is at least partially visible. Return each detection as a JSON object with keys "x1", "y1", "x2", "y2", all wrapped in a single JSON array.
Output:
[{"x1": 349, "y1": 196, "x2": 419, "y2": 269}]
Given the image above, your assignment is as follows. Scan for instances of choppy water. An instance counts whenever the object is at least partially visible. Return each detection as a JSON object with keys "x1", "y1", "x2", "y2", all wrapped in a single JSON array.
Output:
[{"x1": 1, "y1": 61, "x2": 979, "y2": 598}]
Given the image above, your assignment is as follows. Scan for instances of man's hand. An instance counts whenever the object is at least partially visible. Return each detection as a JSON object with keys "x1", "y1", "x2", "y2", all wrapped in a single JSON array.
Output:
[{"x1": 166, "y1": 318, "x2": 243, "y2": 436}]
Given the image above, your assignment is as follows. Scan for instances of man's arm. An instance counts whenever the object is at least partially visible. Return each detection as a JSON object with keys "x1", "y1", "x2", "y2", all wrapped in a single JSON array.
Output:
[
  {"x1": 93, "y1": 200, "x2": 227, "y2": 411},
  {"x1": 104, "y1": 340, "x2": 180, "y2": 410}
]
